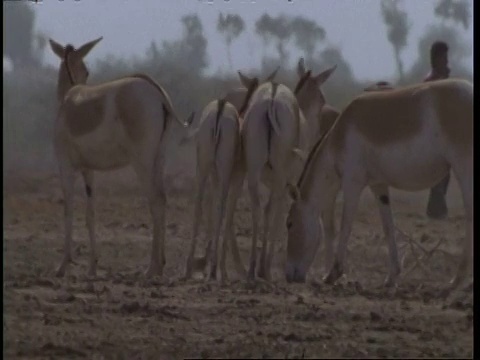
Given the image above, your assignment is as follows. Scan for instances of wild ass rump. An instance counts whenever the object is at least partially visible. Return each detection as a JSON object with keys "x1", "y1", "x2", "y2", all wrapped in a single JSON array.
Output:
[{"x1": 49, "y1": 37, "x2": 193, "y2": 279}]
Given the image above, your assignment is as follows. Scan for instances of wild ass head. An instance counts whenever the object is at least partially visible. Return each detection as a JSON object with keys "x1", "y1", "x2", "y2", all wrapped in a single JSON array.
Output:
[
  {"x1": 294, "y1": 57, "x2": 336, "y2": 123},
  {"x1": 49, "y1": 37, "x2": 103, "y2": 101}
]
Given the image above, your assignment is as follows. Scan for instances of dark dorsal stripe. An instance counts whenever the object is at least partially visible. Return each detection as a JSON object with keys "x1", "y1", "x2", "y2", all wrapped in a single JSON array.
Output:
[
  {"x1": 296, "y1": 121, "x2": 333, "y2": 188},
  {"x1": 214, "y1": 98, "x2": 227, "y2": 151},
  {"x1": 64, "y1": 44, "x2": 76, "y2": 85},
  {"x1": 238, "y1": 77, "x2": 259, "y2": 117},
  {"x1": 216, "y1": 98, "x2": 227, "y2": 125},
  {"x1": 294, "y1": 70, "x2": 311, "y2": 95},
  {"x1": 270, "y1": 81, "x2": 279, "y2": 100}
]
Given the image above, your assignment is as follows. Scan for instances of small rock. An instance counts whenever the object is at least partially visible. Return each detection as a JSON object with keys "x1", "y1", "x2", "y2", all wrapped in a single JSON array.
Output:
[
  {"x1": 121, "y1": 301, "x2": 140, "y2": 313},
  {"x1": 370, "y1": 311, "x2": 382, "y2": 322},
  {"x1": 284, "y1": 333, "x2": 301, "y2": 342}
]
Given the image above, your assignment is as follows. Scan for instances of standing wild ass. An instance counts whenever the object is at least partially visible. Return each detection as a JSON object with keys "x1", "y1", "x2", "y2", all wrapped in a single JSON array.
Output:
[
  {"x1": 182, "y1": 68, "x2": 279, "y2": 281},
  {"x1": 285, "y1": 78, "x2": 473, "y2": 293},
  {"x1": 223, "y1": 64, "x2": 337, "y2": 281},
  {"x1": 184, "y1": 79, "x2": 260, "y2": 282},
  {"x1": 49, "y1": 37, "x2": 193, "y2": 278}
]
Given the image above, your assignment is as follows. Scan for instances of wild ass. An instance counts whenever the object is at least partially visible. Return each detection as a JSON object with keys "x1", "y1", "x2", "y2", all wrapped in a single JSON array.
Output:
[
  {"x1": 49, "y1": 37, "x2": 193, "y2": 278},
  {"x1": 184, "y1": 80, "x2": 260, "y2": 282},
  {"x1": 182, "y1": 68, "x2": 280, "y2": 280},
  {"x1": 285, "y1": 78, "x2": 473, "y2": 293},
  {"x1": 224, "y1": 65, "x2": 337, "y2": 281}
]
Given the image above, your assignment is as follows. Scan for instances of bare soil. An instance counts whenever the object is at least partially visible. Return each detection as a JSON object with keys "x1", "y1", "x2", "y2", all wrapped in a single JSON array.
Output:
[{"x1": 4, "y1": 169, "x2": 473, "y2": 359}]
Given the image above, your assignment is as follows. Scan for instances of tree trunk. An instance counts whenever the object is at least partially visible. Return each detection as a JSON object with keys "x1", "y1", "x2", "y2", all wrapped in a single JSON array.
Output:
[
  {"x1": 394, "y1": 47, "x2": 404, "y2": 83},
  {"x1": 226, "y1": 40, "x2": 233, "y2": 71}
]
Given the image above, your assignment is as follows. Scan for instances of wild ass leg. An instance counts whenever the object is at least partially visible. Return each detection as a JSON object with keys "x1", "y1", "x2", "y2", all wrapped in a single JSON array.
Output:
[
  {"x1": 426, "y1": 173, "x2": 450, "y2": 220},
  {"x1": 82, "y1": 170, "x2": 97, "y2": 277},
  {"x1": 321, "y1": 185, "x2": 340, "y2": 276},
  {"x1": 370, "y1": 185, "x2": 401, "y2": 287},
  {"x1": 217, "y1": 145, "x2": 237, "y2": 283},
  {"x1": 257, "y1": 194, "x2": 272, "y2": 278},
  {"x1": 325, "y1": 179, "x2": 364, "y2": 284},
  {"x1": 263, "y1": 181, "x2": 287, "y2": 281},
  {"x1": 224, "y1": 168, "x2": 246, "y2": 277},
  {"x1": 56, "y1": 156, "x2": 76, "y2": 278},
  {"x1": 185, "y1": 161, "x2": 212, "y2": 279},
  {"x1": 447, "y1": 162, "x2": 473, "y2": 292},
  {"x1": 208, "y1": 170, "x2": 232, "y2": 283},
  {"x1": 247, "y1": 173, "x2": 262, "y2": 281},
  {"x1": 202, "y1": 176, "x2": 215, "y2": 278},
  {"x1": 133, "y1": 155, "x2": 167, "y2": 278}
]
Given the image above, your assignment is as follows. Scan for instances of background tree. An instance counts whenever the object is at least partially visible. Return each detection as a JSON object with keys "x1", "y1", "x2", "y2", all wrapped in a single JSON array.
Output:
[
  {"x1": 289, "y1": 16, "x2": 326, "y2": 64},
  {"x1": 380, "y1": 0, "x2": 410, "y2": 83},
  {"x1": 255, "y1": 14, "x2": 292, "y2": 66},
  {"x1": 4, "y1": 1, "x2": 37, "y2": 68},
  {"x1": 434, "y1": 0, "x2": 471, "y2": 30},
  {"x1": 217, "y1": 13, "x2": 245, "y2": 70}
]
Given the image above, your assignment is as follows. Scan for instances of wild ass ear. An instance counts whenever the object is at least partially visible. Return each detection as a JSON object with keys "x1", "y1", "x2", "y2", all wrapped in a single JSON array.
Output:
[
  {"x1": 314, "y1": 64, "x2": 337, "y2": 86},
  {"x1": 76, "y1": 37, "x2": 103, "y2": 59},
  {"x1": 286, "y1": 183, "x2": 301, "y2": 201},
  {"x1": 237, "y1": 71, "x2": 255, "y2": 88},
  {"x1": 265, "y1": 66, "x2": 280, "y2": 82},
  {"x1": 49, "y1": 39, "x2": 65, "y2": 58}
]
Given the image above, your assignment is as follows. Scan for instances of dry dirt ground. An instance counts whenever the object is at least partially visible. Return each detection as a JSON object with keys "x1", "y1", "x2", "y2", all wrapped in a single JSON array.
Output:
[{"x1": 4, "y1": 169, "x2": 473, "y2": 359}]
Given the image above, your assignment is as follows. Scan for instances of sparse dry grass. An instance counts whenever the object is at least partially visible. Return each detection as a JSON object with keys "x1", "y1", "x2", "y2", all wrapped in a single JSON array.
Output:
[{"x1": 3, "y1": 170, "x2": 473, "y2": 359}]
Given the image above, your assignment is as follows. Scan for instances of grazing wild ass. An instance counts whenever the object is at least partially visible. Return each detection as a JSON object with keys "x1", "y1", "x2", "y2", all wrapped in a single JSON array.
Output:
[
  {"x1": 285, "y1": 78, "x2": 473, "y2": 293},
  {"x1": 222, "y1": 64, "x2": 337, "y2": 281},
  {"x1": 49, "y1": 37, "x2": 193, "y2": 278}
]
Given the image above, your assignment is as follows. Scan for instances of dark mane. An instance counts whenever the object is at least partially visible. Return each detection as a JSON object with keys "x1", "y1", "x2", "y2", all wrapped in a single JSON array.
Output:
[
  {"x1": 216, "y1": 97, "x2": 227, "y2": 123},
  {"x1": 238, "y1": 77, "x2": 259, "y2": 117},
  {"x1": 64, "y1": 44, "x2": 76, "y2": 85},
  {"x1": 296, "y1": 118, "x2": 337, "y2": 188}
]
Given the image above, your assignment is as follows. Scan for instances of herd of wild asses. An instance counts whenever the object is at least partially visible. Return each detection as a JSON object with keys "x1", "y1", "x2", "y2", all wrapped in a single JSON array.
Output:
[{"x1": 47, "y1": 36, "x2": 472, "y2": 297}]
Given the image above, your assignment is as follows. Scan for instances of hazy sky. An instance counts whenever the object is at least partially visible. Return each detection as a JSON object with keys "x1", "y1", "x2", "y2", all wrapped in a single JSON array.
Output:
[{"x1": 31, "y1": 0, "x2": 473, "y2": 81}]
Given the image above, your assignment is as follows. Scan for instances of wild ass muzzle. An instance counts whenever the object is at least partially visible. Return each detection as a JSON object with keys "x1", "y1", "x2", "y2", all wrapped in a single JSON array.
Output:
[
  {"x1": 285, "y1": 78, "x2": 473, "y2": 294},
  {"x1": 49, "y1": 37, "x2": 194, "y2": 279}
]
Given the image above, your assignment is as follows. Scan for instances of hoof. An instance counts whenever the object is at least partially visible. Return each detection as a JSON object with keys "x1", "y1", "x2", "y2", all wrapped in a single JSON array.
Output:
[
  {"x1": 324, "y1": 262, "x2": 343, "y2": 285},
  {"x1": 247, "y1": 266, "x2": 256, "y2": 282},
  {"x1": 144, "y1": 263, "x2": 163, "y2": 278},
  {"x1": 234, "y1": 265, "x2": 247, "y2": 279},
  {"x1": 257, "y1": 268, "x2": 271, "y2": 281},
  {"x1": 55, "y1": 266, "x2": 66, "y2": 278},
  {"x1": 384, "y1": 272, "x2": 399, "y2": 288},
  {"x1": 207, "y1": 269, "x2": 217, "y2": 282}
]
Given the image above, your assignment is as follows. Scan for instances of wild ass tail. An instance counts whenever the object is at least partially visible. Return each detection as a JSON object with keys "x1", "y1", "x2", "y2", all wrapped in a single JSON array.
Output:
[
  {"x1": 130, "y1": 73, "x2": 194, "y2": 128},
  {"x1": 214, "y1": 98, "x2": 228, "y2": 152},
  {"x1": 266, "y1": 83, "x2": 307, "y2": 163}
]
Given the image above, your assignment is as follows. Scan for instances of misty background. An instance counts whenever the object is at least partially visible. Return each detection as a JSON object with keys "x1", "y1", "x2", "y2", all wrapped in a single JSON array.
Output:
[{"x1": 3, "y1": 0, "x2": 474, "y2": 180}]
